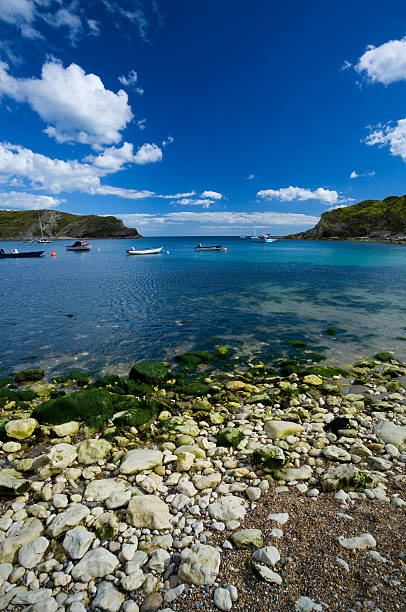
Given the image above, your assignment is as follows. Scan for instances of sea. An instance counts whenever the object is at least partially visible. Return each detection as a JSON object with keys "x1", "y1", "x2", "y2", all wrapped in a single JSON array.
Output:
[{"x1": 1, "y1": 236, "x2": 406, "y2": 377}]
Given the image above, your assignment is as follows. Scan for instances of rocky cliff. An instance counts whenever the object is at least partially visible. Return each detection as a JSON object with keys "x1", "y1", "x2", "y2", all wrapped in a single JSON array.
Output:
[
  {"x1": 286, "y1": 195, "x2": 406, "y2": 241},
  {"x1": 0, "y1": 210, "x2": 142, "y2": 240}
]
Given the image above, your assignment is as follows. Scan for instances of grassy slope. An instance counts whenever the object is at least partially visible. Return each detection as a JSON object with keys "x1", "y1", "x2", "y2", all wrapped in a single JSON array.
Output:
[{"x1": 319, "y1": 195, "x2": 406, "y2": 237}]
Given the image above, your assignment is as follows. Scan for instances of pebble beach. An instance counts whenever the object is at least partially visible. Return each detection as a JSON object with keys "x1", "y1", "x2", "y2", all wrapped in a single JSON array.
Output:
[{"x1": 0, "y1": 350, "x2": 405, "y2": 612}]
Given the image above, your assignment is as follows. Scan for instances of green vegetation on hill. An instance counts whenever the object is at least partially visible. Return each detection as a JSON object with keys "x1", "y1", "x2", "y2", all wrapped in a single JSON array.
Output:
[
  {"x1": 0, "y1": 209, "x2": 142, "y2": 240},
  {"x1": 288, "y1": 195, "x2": 406, "y2": 240}
]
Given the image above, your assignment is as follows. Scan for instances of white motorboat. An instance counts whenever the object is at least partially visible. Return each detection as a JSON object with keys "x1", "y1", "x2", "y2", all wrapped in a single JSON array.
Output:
[
  {"x1": 66, "y1": 240, "x2": 92, "y2": 252},
  {"x1": 126, "y1": 246, "x2": 163, "y2": 255}
]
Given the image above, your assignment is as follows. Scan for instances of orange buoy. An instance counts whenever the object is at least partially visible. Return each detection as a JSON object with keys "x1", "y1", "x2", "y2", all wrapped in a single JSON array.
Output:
[
  {"x1": 51, "y1": 252, "x2": 56, "y2": 257},
  {"x1": 223, "y1": 248, "x2": 227, "y2": 252}
]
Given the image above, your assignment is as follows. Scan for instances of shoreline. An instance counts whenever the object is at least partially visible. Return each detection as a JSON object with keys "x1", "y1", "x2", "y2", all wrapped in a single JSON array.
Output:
[{"x1": 0, "y1": 349, "x2": 405, "y2": 610}]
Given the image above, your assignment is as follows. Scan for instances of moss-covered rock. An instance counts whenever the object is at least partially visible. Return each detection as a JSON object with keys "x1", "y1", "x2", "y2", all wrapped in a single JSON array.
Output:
[
  {"x1": 113, "y1": 398, "x2": 164, "y2": 429},
  {"x1": 321, "y1": 465, "x2": 374, "y2": 492},
  {"x1": 0, "y1": 377, "x2": 13, "y2": 388},
  {"x1": 252, "y1": 445, "x2": 290, "y2": 472},
  {"x1": 375, "y1": 352, "x2": 393, "y2": 362},
  {"x1": 304, "y1": 365, "x2": 349, "y2": 378},
  {"x1": 93, "y1": 375, "x2": 120, "y2": 388},
  {"x1": 129, "y1": 361, "x2": 169, "y2": 385},
  {"x1": 172, "y1": 383, "x2": 210, "y2": 397},
  {"x1": 216, "y1": 426, "x2": 244, "y2": 448},
  {"x1": 174, "y1": 351, "x2": 214, "y2": 366},
  {"x1": 32, "y1": 389, "x2": 113, "y2": 430},
  {"x1": 231, "y1": 529, "x2": 263, "y2": 550},
  {"x1": 325, "y1": 327, "x2": 336, "y2": 336},
  {"x1": 288, "y1": 340, "x2": 306, "y2": 348},
  {"x1": 215, "y1": 346, "x2": 229, "y2": 359},
  {"x1": 14, "y1": 368, "x2": 44, "y2": 383},
  {"x1": 68, "y1": 370, "x2": 91, "y2": 387}
]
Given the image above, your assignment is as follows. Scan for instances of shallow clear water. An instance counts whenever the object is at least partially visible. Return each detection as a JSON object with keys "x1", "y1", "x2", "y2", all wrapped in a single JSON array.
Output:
[{"x1": 1, "y1": 237, "x2": 406, "y2": 375}]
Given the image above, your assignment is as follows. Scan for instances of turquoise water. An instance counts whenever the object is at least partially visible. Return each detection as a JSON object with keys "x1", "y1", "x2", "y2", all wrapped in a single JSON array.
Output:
[{"x1": 1, "y1": 237, "x2": 406, "y2": 376}]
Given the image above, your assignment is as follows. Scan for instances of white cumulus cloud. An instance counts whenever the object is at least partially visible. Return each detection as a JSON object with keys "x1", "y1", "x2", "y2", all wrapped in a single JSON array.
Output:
[
  {"x1": 365, "y1": 119, "x2": 406, "y2": 161},
  {"x1": 86, "y1": 142, "x2": 162, "y2": 171},
  {"x1": 0, "y1": 190, "x2": 63, "y2": 209},
  {"x1": 0, "y1": 60, "x2": 133, "y2": 147},
  {"x1": 355, "y1": 36, "x2": 406, "y2": 84},
  {"x1": 257, "y1": 186, "x2": 339, "y2": 204},
  {"x1": 200, "y1": 190, "x2": 222, "y2": 200},
  {"x1": 118, "y1": 69, "x2": 138, "y2": 87}
]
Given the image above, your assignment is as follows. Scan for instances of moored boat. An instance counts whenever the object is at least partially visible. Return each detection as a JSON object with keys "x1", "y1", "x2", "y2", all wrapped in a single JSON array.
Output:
[
  {"x1": 66, "y1": 240, "x2": 92, "y2": 252},
  {"x1": 0, "y1": 249, "x2": 44, "y2": 258},
  {"x1": 194, "y1": 244, "x2": 222, "y2": 251},
  {"x1": 126, "y1": 246, "x2": 163, "y2": 255}
]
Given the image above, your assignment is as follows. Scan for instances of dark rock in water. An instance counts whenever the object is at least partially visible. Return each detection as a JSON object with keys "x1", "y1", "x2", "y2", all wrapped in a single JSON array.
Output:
[
  {"x1": 325, "y1": 327, "x2": 336, "y2": 336},
  {"x1": 215, "y1": 346, "x2": 229, "y2": 359},
  {"x1": 14, "y1": 368, "x2": 44, "y2": 383},
  {"x1": 174, "y1": 351, "x2": 214, "y2": 365},
  {"x1": 32, "y1": 389, "x2": 113, "y2": 429},
  {"x1": 375, "y1": 352, "x2": 393, "y2": 362},
  {"x1": 0, "y1": 377, "x2": 13, "y2": 388},
  {"x1": 93, "y1": 375, "x2": 120, "y2": 388},
  {"x1": 288, "y1": 340, "x2": 306, "y2": 348},
  {"x1": 304, "y1": 365, "x2": 349, "y2": 378},
  {"x1": 68, "y1": 370, "x2": 92, "y2": 387},
  {"x1": 172, "y1": 383, "x2": 210, "y2": 396},
  {"x1": 113, "y1": 396, "x2": 166, "y2": 428},
  {"x1": 129, "y1": 361, "x2": 169, "y2": 385},
  {"x1": 325, "y1": 417, "x2": 352, "y2": 436}
]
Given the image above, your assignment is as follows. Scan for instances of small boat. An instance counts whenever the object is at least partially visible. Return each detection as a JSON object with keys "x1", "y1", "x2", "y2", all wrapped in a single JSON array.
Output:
[
  {"x1": 35, "y1": 211, "x2": 52, "y2": 244},
  {"x1": 126, "y1": 246, "x2": 163, "y2": 255},
  {"x1": 0, "y1": 249, "x2": 44, "y2": 259},
  {"x1": 66, "y1": 240, "x2": 92, "y2": 252},
  {"x1": 251, "y1": 233, "x2": 276, "y2": 243},
  {"x1": 194, "y1": 244, "x2": 222, "y2": 251}
]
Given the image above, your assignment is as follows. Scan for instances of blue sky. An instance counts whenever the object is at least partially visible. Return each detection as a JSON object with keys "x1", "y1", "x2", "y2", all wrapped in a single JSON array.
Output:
[{"x1": 1, "y1": 1, "x2": 406, "y2": 235}]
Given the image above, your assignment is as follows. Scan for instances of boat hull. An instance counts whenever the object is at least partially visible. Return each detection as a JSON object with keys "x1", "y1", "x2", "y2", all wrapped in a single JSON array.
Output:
[
  {"x1": 66, "y1": 246, "x2": 91, "y2": 251},
  {"x1": 0, "y1": 251, "x2": 44, "y2": 258},
  {"x1": 194, "y1": 246, "x2": 222, "y2": 251},
  {"x1": 126, "y1": 247, "x2": 163, "y2": 255}
]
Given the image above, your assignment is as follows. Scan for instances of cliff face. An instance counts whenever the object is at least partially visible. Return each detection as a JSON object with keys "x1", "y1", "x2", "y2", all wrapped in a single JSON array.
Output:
[
  {"x1": 0, "y1": 210, "x2": 143, "y2": 240},
  {"x1": 287, "y1": 195, "x2": 406, "y2": 240}
]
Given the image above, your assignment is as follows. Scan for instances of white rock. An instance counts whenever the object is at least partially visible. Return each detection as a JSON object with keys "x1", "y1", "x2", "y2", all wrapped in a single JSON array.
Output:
[
  {"x1": 252, "y1": 546, "x2": 280, "y2": 567},
  {"x1": 178, "y1": 544, "x2": 220, "y2": 585},
  {"x1": 52, "y1": 494, "x2": 68, "y2": 509},
  {"x1": 71, "y1": 548, "x2": 119, "y2": 580},
  {"x1": 296, "y1": 596, "x2": 323, "y2": 611},
  {"x1": 119, "y1": 449, "x2": 163, "y2": 474},
  {"x1": 77, "y1": 439, "x2": 111, "y2": 465},
  {"x1": 63, "y1": 527, "x2": 95, "y2": 559},
  {"x1": 208, "y1": 496, "x2": 246, "y2": 522},
  {"x1": 0, "y1": 517, "x2": 44, "y2": 563},
  {"x1": 338, "y1": 533, "x2": 376, "y2": 550},
  {"x1": 323, "y1": 445, "x2": 352, "y2": 462},
  {"x1": 121, "y1": 569, "x2": 145, "y2": 591},
  {"x1": 193, "y1": 473, "x2": 222, "y2": 490},
  {"x1": 91, "y1": 581, "x2": 124, "y2": 611},
  {"x1": 46, "y1": 504, "x2": 90, "y2": 538},
  {"x1": 18, "y1": 537, "x2": 49, "y2": 569},
  {"x1": 373, "y1": 421, "x2": 406, "y2": 448},
  {"x1": 148, "y1": 548, "x2": 170, "y2": 573},
  {"x1": 267, "y1": 512, "x2": 289, "y2": 525},
  {"x1": 164, "y1": 584, "x2": 185, "y2": 603},
  {"x1": 264, "y1": 420, "x2": 304, "y2": 439},
  {"x1": 214, "y1": 587, "x2": 232, "y2": 611},
  {"x1": 252, "y1": 563, "x2": 282, "y2": 584},
  {"x1": 84, "y1": 479, "x2": 130, "y2": 502},
  {"x1": 126, "y1": 495, "x2": 171, "y2": 529},
  {"x1": 105, "y1": 489, "x2": 131, "y2": 509}
]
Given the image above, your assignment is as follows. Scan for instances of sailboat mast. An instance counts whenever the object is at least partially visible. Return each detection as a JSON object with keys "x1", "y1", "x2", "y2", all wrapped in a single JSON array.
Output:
[{"x1": 38, "y1": 210, "x2": 44, "y2": 239}]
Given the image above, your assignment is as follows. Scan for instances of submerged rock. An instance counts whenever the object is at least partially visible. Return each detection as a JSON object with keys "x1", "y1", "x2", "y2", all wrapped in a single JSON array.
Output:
[{"x1": 14, "y1": 368, "x2": 44, "y2": 383}]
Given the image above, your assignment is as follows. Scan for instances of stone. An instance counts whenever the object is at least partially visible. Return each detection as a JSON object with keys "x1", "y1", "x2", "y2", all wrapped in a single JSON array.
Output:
[
  {"x1": 193, "y1": 473, "x2": 222, "y2": 490},
  {"x1": 18, "y1": 537, "x2": 49, "y2": 569},
  {"x1": 52, "y1": 422, "x2": 80, "y2": 437},
  {"x1": 279, "y1": 465, "x2": 312, "y2": 481},
  {"x1": 106, "y1": 489, "x2": 131, "y2": 509},
  {"x1": 46, "y1": 504, "x2": 90, "y2": 538},
  {"x1": 33, "y1": 443, "x2": 77, "y2": 479},
  {"x1": 231, "y1": 529, "x2": 263, "y2": 549},
  {"x1": 3, "y1": 441, "x2": 21, "y2": 452},
  {"x1": 214, "y1": 587, "x2": 232, "y2": 611},
  {"x1": 252, "y1": 445, "x2": 290, "y2": 472},
  {"x1": 252, "y1": 545, "x2": 280, "y2": 566},
  {"x1": 84, "y1": 478, "x2": 130, "y2": 501},
  {"x1": 77, "y1": 439, "x2": 112, "y2": 465},
  {"x1": 164, "y1": 584, "x2": 185, "y2": 603},
  {"x1": 63, "y1": 527, "x2": 95, "y2": 559},
  {"x1": 208, "y1": 496, "x2": 246, "y2": 522},
  {"x1": 216, "y1": 427, "x2": 244, "y2": 448},
  {"x1": 264, "y1": 420, "x2": 304, "y2": 439},
  {"x1": 338, "y1": 533, "x2": 376, "y2": 551},
  {"x1": 321, "y1": 465, "x2": 374, "y2": 492},
  {"x1": 252, "y1": 562, "x2": 282, "y2": 584},
  {"x1": 267, "y1": 513, "x2": 289, "y2": 525},
  {"x1": 296, "y1": 596, "x2": 323, "y2": 612},
  {"x1": 126, "y1": 495, "x2": 171, "y2": 529},
  {"x1": 5, "y1": 418, "x2": 38, "y2": 440},
  {"x1": 14, "y1": 368, "x2": 44, "y2": 383},
  {"x1": 120, "y1": 449, "x2": 163, "y2": 474},
  {"x1": 91, "y1": 581, "x2": 124, "y2": 612},
  {"x1": 226, "y1": 380, "x2": 245, "y2": 391},
  {"x1": 178, "y1": 544, "x2": 220, "y2": 585},
  {"x1": 0, "y1": 474, "x2": 30, "y2": 498},
  {"x1": 140, "y1": 592, "x2": 163, "y2": 612},
  {"x1": 373, "y1": 421, "x2": 406, "y2": 448},
  {"x1": 121, "y1": 568, "x2": 145, "y2": 590},
  {"x1": 323, "y1": 445, "x2": 351, "y2": 462},
  {"x1": 0, "y1": 517, "x2": 44, "y2": 563},
  {"x1": 71, "y1": 547, "x2": 119, "y2": 580},
  {"x1": 52, "y1": 494, "x2": 68, "y2": 509},
  {"x1": 93, "y1": 512, "x2": 119, "y2": 540},
  {"x1": 302, "y1": 374, "x2": 323, "y2": 386},
  {"x1": 148, "y1": 548, "x2": 170, "y2": 573}
]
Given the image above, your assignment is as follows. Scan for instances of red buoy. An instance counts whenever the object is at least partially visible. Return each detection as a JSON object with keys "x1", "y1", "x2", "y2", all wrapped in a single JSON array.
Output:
[
  {"x1": 51, "y1": 252, "x2": 56, "y2": 257},
  {"x1": 223, "y1": 248, "x2": 227, "y2": 252}
]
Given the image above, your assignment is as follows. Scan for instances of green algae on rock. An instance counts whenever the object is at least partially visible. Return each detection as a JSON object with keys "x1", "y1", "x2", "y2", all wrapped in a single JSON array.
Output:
[
  {"x1": 14, "y1": 369, "x2": 44, "y2": 383},
  {"x1": 252, "y1": 445, "x2": 290, "y2": 472},
  {"x1": 129, "y1": 361, "x2": 169, "y2": 385},
  {"x1": 216, "y1": 426, "x2": 244, "y2": 448},
  {"x1": 32, "y1": 389, "x2": 113, "y2": 430},
  {"x1": 174, "y1": 351, "x2": 214, "y2": 365}
]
